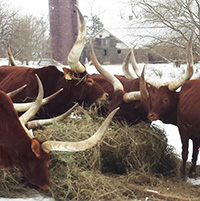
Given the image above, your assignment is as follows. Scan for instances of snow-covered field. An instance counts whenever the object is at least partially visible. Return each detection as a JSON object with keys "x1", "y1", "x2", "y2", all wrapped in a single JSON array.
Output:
[
  {"x1": 0, "y1": 196, "x2": 55, "y2": 201},
  {"x1": 1, "y1": 62, "x2": 200, "y2": 200}
]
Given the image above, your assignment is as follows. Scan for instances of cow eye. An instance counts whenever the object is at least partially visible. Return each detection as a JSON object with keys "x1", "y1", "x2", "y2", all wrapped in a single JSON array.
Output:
[
  {"x1": 163, "y1": 98, "x2": 169, "y2": 103},
  {"x1": 87, "y1": 79, "x2": 94, "y2": 85}
]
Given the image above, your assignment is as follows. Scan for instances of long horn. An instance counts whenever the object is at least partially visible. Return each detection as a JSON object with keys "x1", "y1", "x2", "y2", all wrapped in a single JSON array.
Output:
[
  {"x1": 26, "y1": 103, "x2": 78, "y2": 129},
  {"x1": 67, "y1": 5, "x2": 86, "y2": 73},
  {"x1": 53, "y1": 59, "x2": 67, "y2": 68},
  {"x1": 41, "y1": 107, "x2": 120, "y2": 153},
  {"x1": 19, "y1": 74, "x2": 43, "y2": 125},
  {"x1": 130, "y1": 46, "x2": 141, "y2": 77},
  {"x1": 130, "y1": 47, "x2": 163, "y2": 89},
  {"x1": 122, "y1": 67, "x2": 146, "y2": 102},
  {"x1": 18, "y1": 74, "x2": 43, "y2": 138},
  {"x1": 122, "y1": 50, "x2": 137, "y2": 79},
  {"x1": 166, "y1": 32, "x2": 194, "y2": 91},
  {"x1": 145, "y1": 74, "x2": 163, "y2": 89},
  {"x1": 123, "y1": 91, "x2": 141, "y2": 102},
  {"x1": 7, "y1": 84, "x2": 27, "y2": 98},
  {"x1": 90, "y1": 39, "x2": 124, "y2": 91},
  {"x1": 7, "y1": 43, "x2": 17, "y2": 66},
  {"x1": 14, "y1": 88, "x2": 63, "y2": 112},
  {"x1": 140, "y1": 66, "x2": 149, "y2": 99}
]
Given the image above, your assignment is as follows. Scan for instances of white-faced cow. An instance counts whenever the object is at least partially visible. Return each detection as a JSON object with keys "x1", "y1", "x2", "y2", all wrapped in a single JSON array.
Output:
[
  {"x1": 0, "y1": 73, "x2": 119, "y2": 188},
  {"x1": 0, "y1": 7, "x2": 108, "y2": 119}
]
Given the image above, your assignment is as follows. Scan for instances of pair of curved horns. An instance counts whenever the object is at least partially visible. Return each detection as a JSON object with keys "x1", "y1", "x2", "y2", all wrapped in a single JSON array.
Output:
[
  {"x1": 131, "y1": 32, "x2": 194, "y2": 91},
  {"x1": 90, "y1": 39, "x2": 142, "y2": 102}
]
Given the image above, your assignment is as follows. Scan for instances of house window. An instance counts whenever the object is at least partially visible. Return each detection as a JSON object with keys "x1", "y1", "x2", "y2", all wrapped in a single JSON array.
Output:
[
  {"x1": 101, "y1": 38, "x2": 110, "y2": 47},
  {"x1": 117, "y1": 49, "x2": 121, "y2": 54},
  {"x1": 99, "y1": 34, "x2": 102, "y2": 38},
  {"x1": 104, "y1": 49, "x2": 107, "y2": 56}
]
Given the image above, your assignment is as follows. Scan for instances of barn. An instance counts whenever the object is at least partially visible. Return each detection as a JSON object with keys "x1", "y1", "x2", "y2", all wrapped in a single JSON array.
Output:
[{"x1": 81, "y1": 28, "x2": 168, "y2": 65}]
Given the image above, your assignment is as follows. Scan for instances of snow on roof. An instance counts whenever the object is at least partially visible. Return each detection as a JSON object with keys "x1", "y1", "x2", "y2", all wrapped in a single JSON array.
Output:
[
  {"x1": 106, "y1": 26, "x2": 165, "y2": 48},
  {"x1": 93, "y1": 28, "x2": 130, "y2": 49},
  {"x1": 98, "y1": 14, "x2": 168, "y2": 49}
]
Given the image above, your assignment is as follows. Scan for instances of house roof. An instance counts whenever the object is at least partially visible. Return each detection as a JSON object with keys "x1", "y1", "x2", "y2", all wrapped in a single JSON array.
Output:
[
  {"x1": 93, "y1": 28, "x2": 130, "y2": 49},
  {"x1": 101, "y1": 20, "x2": 165, "y2": 49}
]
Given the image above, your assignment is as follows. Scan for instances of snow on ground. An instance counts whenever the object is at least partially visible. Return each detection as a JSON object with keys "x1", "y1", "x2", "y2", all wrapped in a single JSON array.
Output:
[{"x1": 0, "y1": 196, "x2": 55, "y2": 201}]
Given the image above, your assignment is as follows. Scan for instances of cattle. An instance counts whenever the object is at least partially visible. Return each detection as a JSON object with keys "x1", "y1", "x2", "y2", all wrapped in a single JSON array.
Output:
[
  {"x1": 145, "y1": 32, "x2": 200, "y2": 177},
  {"x1": 90, "y1": 40, "x2": 149, "y2": 124},
  {"x1": 0, "y1": 6, "x2": 108, "y2": 119},
  {"x1": 0, "y1": 73, "x2": 119, "y2": 188}
]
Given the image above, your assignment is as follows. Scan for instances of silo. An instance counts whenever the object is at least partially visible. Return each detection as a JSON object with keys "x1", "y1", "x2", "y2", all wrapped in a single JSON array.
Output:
[{"x1": 49, "y1": 0, "x2": 78, "y2": 64}]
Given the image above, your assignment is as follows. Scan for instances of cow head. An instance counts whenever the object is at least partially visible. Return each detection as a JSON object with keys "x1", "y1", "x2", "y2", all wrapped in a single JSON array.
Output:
[
  {"x1": 145, "y1": 32, "x2": 194, "y2": 124},
  {"x1": 15, "y1": 138, "x2": 51, "y2": 189},
  {"x1": 147, "y1": 85, "x2": 180, "y2": 124},
  {"x1": 62, "y1": 69, "x2": 108, "y2": 106}
]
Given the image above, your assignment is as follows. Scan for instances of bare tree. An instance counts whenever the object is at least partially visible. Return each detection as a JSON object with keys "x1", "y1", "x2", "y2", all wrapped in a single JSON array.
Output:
[
  {"x1": 0, "y1": 0, "x2": 19, "y2": 57},
  {"x1": 127, "y1": 0, "x2": 200, "y2": 61},
  {"x1": 0, "y1": 0, "x2": 50, "y2": 64},
  {"x1": 9, "y1": 15, "x2": 50, "y2": 64},
  {"x1": 86, "y1": 14, "x2": 104, "y2": 39},
  {"x1": 83, "y1": 0, "x2": 104, "y2": 40}
]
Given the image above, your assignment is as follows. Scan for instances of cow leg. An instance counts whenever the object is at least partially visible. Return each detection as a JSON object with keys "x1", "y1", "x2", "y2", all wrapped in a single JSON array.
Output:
[
  {"x1": 189, "y1": 139, "x2": 199, "y2": 177},
  {"x1": 181, "y1": 138, "x2": 189, "y2": 177}
]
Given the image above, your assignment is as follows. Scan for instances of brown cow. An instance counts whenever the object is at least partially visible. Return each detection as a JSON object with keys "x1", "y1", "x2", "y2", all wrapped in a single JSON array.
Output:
[
  {"x1": 145, "y1": 32, "x2": 200, "y2": 177},
  {"x1": 90, "y1": 40, "x2": 149, "y2": 124},
  {"x1": 0, "y1": 73, "x2": 119, "y2": 188},
  {"x1": 0, "y1": 7, "x2": 108, "y2": 119}
]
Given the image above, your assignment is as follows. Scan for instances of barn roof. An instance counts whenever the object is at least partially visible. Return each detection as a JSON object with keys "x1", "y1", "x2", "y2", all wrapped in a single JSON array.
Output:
[{"x1": 92, "y1": 28, "x2": 130, "y2": 49}]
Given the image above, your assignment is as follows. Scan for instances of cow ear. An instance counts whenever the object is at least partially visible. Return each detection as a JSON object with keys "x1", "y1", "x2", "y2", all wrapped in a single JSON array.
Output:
[
  {"x1": 31, "y1": 139, "x2": 41, "y2": 158},
  {"x1": 63, "y1": 67, "x2": 73, "y2": 80}
]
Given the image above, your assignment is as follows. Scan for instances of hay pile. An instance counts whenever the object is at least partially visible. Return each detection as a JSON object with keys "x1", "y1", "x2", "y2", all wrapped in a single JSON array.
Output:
[{"x1": 1, "y1": 106, "x2": 200, "y2": 200}]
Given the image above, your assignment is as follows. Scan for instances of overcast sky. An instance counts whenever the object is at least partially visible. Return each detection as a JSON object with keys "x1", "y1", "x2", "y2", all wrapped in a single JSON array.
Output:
[{"x1": 7, "y1": 0, "x2": 131, "y2": 28}]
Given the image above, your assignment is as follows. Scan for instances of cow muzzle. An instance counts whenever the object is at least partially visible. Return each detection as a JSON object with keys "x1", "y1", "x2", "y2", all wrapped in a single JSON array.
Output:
[
  {"x1": 148, "y1": 112, "x2": 159, "y2": 121},
  {"x1": 99, "y1": 92, "x2": 109, "y2": 101},
  {"x1": 40, "y1": 184, "x2": 49, "y2": 190}
]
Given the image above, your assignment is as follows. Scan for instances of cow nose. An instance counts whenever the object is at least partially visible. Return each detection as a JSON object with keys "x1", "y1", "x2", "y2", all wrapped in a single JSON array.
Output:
[
  {"x1": 100, "y1": 92, "x2": 109, "y2": 100},
  {"x1": 148, "y1": 112, "x2": 159, "y2": 121},
  {"x1": 40, "y1": 185, "x2": 49, "y2": 190},
  {"x1": 105, "y1": 93, "x2": 109, "y2": 99}
]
